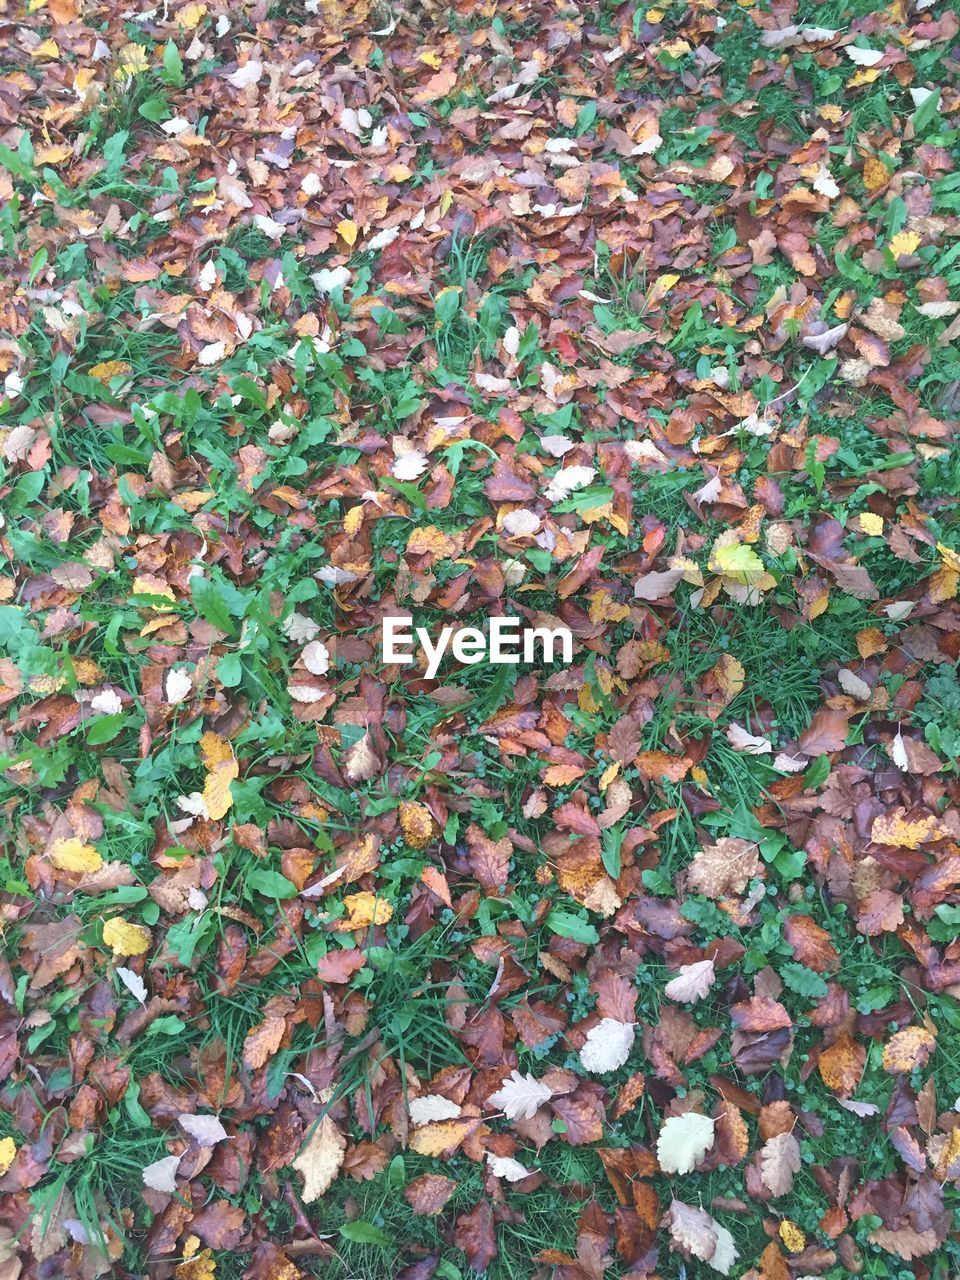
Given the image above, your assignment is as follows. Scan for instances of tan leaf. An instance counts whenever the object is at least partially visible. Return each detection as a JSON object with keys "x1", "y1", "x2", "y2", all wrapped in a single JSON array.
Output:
[
  {"x1": 292, "y1": 1105, "x2": 346, "y2": 1203},
  {"x1": 242, "y1": 1015, "x2": 286, "y2": 1070},
  {"x1": 759, "y1": 1131, "x2": 801, "y2": 1196},
  {"x1": 686, "y1": 838, "x2": 760, "y2": 898},
  {"x1": 882, "y1": 1026, "x2": 937, "y2": 1074},
  {"x1": 344, "y1": 730, "x2": 380, "y2": 782},
  {"x1": 819, "y1": 1034, "x2": 865, "y2": 1093}
]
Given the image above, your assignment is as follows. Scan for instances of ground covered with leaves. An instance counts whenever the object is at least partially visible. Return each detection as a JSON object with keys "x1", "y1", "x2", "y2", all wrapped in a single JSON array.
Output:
[{"x1": 2, "y1": 0, "x2": 960, "y2": 1277}]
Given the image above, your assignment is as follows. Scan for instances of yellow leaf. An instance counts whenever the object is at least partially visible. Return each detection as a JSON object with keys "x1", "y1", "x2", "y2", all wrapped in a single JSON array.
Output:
[
  {"x1": 176, "y1": 1, "x2": 207, "y2": 28},
  {"x1": 871, "y1": 808, "x2": 951, "y2": 849},
  {"x1": 89, "y1": 360, "x2": 133, "y2": 381},
  {"x1": 203, "y1": 758, "x2": 238, "y2": 820},
  {"x1": 936, "y1": 541, "x2": 960, "y2": 573},
  {"x1": 399, "y1": 800, "x2": 435, "y2": 849},
  {"x1": 409, "y1": 1118, "x2": 478, "y2": 1157},
  {"x1": 848, "y1": 67, "x2": 881, "y2": 88},
  {"x1": 71, "y1": 657, "x2": 104, "y2": 684},
  {"x1": 175, "y1": 1247, "x2": 216, "y2": 1280},
  {"x1": 387, "y1": 164, "x2": 413, "y2": 182},
  {"x1": 599, "y1": 761, "x2": 620, "y2": 792},
  {"x1": 863, "y1": 156, "x2": 889, "y2": 191},
  {"x1": 335, "y1": 892, "x2": 393, "y2": 932},
  {"x1": 710, "y1": 540, "x2": 765, "y2": 582},
  {"x1": 33, "y1": 38, "x2": 59, "y2": 58},
  {"x1": 889, "y1": 230, "x2": 921, "y2": 258},
  {"x1": 200, "y1": 731, "x2": 234, "y2": 768},
  {"x1": 439, "y1": 191, "x2": 454, "y2": 217},
  {"x1": 115, "y1": 43, "x2": 150, "y2": 78},
  {"x1": 713, "y1": 653, "x2": 745, "y2": 700},
  {"x1": 344, "y1": 505, "x2": 364, "y2": 536},
  {"x1": 647, "y1": 273, "x2": 680, "y2": 304},
  {"x1": 0, "y1": 1137, "x2": 16, "y2": 1176},
  {"x1": 132, "y1": 575, "x2": 175, "y2": 602},
  {"x1": 418, "y1": 50, "x2": 442, "y2": 68},
  {"x1": 779, "y1": 1221, "x2": 806, "y2": 1253},
  {"x1": 49, "y1": 838, "x2": 103, "y2": 874},
  {"x1": 859, "y1": 512, "x2": 884, "y2": 536},
  {"x1": 102, "y1": 917, "x2": 151, "y2": 957},
  {"x1": 645, "y1": 8, "x2": 664, "y2": 19},
  {"x1": 337, "y1": 219, "x2": 359, "y2": 247}
]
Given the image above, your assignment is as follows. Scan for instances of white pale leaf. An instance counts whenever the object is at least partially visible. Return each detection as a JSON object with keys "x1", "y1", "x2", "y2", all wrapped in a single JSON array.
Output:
[
  {"x1": 709, "y1": 1225, "x2": 739, "y2": 1275},
  {"x1": 283, "y1": 611, "x2": 321, "y2": 643},
  {"x1": 142, "y1": 1154, "x2": 181, "y2": 1193},
  {"x1": 179, "y1": 1113, "x2": 229, "y2": 1146},
  {"x1": 177, "y1": 792, "x2": 209, "y2": 818},
  {"x1": 253, "y1": 214, "x2": 285, "y2": 241},
  {"x1": 812, "y1": 165, "x2": 839, "y2": 199},
  {"x1": 197, "y1": 341, "x2": 225, "y2": 366},
  {"x1": 164, "y1": 667, "x2": 192, "y2": 705},
  {"x1": 288, "y1": 683, "x2": 326, "y2": 703},
  {"x1": 839, "y1": 1098, "x2": 880, "y2": 1117},
  {"x1": 846, "y1": 46, "x2": 883, "y2": 66},
  {"x1": 316, "y1": 565, "x2": 360, "y2": 585},
  {"x1": 725, "y1": 722, "x2": 772, "y2": 754},
  {"x1": 392, "y1": 450, "x2": 429, "y2": 482},
  {"x1": 475, "y1": 372, "x2": 513, "y2": 394},
  {"x1": 656, "y1": 1112, "x2": 716, "y2": 1174},
  {"x1": 802, "y1": 323, "x2": 848, "y2": 355},
  {"x1": 502, "y1": 509, "x2": 540, "y2": 537},
  {"x1": 579, "y1": 1018, "x2": 635, "y2": 1073},
  {"x1": 693, "y1": 474, "x2": 722, "y2": 505},
  {"x1": 540, "y1": 434, "x2": 575, "y2": 457},
  {"x1": 884, "y1": 600, "x2": 914, "y2": 621},
  {"x1": 226, "y1": 60, "x2": 263, "y2": 88},
  {"x1": 487, "y1": 1153, "x2": 535, "y2": 1182},
  {"x1": 368, "y1": 226, "x2": 400, "y2": 251},
  {"x1": 773, "y1": 752, "x2": 808, "y2": 773},
  {"x1": 116, "y1": 966, "x2": 147, "y2": 1004},
  {"x1": 544, "y1": 465, "x2": 595, "y2": 503},
  {"x1": 664, "y1": 959, "x2": 716, "y2": 1004},
  {"x1": 916, "y1": 301, "x2": 960, "y2": 319},
  {"x1": 502, "y1": 325, "x2": 520, "y2": 357},
  {"x1": 312, "y1": 266, "x2": 351, "y2": 294},
  {"x1": 408, "y1": 1095, "x2": 462, "y2": 1125},
  {"x1": 302, "y1": 640, "x2": 330, "y2": 676},
  {"x1": 90, "y1": 688, "x2": 123, "y2": 716},
  {"x1": 759, "y1": 1130, "x2": 801, "y2": 1196},
  {"x1": 838, "y1": 669, "x2": 871, "y2": 701},
  {"x1": 487, "y1": 1070, "x2": 553, "y2": 1120},
  {"x1": 891, "y1": 731, "x2": 909, "y2": 771}
]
